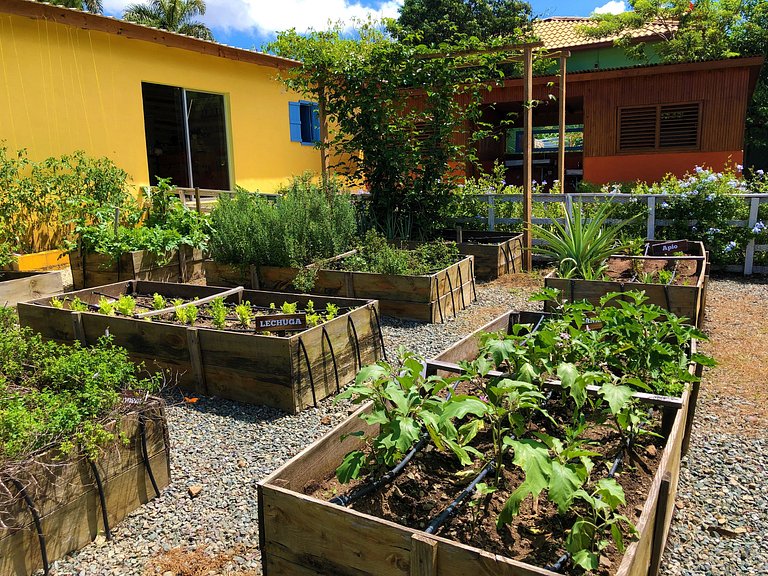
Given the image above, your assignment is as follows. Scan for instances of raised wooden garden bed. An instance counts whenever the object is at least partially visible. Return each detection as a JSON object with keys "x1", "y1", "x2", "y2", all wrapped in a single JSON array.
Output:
[
  {"x1": 0, "y1": 398, "x2": 170, "y2": 576},
  {"x1": 436, "y1": 230, "x2": 524, "y2": 280},
  {"x1": 259, "y1": 391, "x2": 688, "y2": 576},
  {"x1": 258, "y1": 309, "x2": 702, "y2": 576},
  {"x1": 70, "y1": 246, "x2": 204, "y2": 290},
  {"x1": 205, "y1": 256, "x2": 476, "y2": 324},
  {"x1": 545, "y1": 240, "x2": 708, "y2": 327},
  {"x1": 18, "y1": 281, "x2": 385, "y2": 414},
  {"x1": 0, "y1": 270, "x2": 63, "y2": 307}
]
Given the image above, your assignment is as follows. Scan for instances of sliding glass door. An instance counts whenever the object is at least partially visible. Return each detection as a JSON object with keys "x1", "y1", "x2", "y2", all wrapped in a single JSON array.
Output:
[{"x1": 141, "y1": 82, "x2": 230, "y2": 190}]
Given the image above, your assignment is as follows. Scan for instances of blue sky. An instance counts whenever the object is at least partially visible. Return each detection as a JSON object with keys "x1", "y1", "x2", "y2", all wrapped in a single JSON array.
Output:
[{"x1": 101, "y1": 0, "x2": 627, "y2": 52}]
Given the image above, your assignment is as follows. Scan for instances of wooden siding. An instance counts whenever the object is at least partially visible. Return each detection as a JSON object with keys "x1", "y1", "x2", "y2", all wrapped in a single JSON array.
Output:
[
  {"x1": 468, "y1": 60, "x2": 759, "y2": 160},
  {"x1": 583, "y1": 67, "x2": 751, "y2": 157}
]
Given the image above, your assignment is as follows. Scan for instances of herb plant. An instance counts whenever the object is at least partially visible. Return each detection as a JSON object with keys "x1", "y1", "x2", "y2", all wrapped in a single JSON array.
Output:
[
  {"x1": 114, "y1": 295, "x2": 137, "y2": 316},
  {"x1": 235, "y1": 301, "x2": 253, "y2": 329}
]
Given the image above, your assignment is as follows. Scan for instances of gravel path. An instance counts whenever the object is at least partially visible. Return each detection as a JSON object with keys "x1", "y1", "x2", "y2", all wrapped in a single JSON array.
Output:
[
  {"x1": 43, "y1": 275, "x2": 542, "y2": 576},
  {"x1": 40, "y1": 274, "x2": 768, "y2": 576},
  {"x1": 660, "y1": 277, "x2": 768, "y2": 576}
]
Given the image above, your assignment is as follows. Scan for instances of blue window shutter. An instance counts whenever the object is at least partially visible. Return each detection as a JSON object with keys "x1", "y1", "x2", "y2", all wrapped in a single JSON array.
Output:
[
  {"x1": 288, "y1": 101, "x2": 302, "y2": 142},
  {"x1": 312, "y1": 103, "x2": 321, "y2": 143}
]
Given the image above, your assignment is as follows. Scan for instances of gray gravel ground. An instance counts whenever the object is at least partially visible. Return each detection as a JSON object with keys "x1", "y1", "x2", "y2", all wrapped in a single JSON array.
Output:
[
  {"x1": 660, "y1": 277, "x2": 768, "y2": 576},
  {"x1": 43, "y1": 279, "x2": 541, "y2": 575}
]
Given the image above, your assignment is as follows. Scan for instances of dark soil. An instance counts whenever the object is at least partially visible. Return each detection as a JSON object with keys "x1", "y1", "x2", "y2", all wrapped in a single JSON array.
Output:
[
  {"x1": 605, "y1": 256, "x2": 699, "y2": 285},
  {"x1": 307, "y1": 402, "x2": 664, "y2": 575}
]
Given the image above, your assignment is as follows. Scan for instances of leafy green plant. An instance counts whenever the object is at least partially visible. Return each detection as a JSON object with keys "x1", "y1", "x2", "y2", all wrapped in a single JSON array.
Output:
[
  {"x1": 534, "y1": 201, "x2": 640, "y2": 280},
  {"x1": 172, "y1": 298, "x2": 187, "y2": 324},
  {"x1": 50, "y1": 296, "x2": 64, "y2": 309},
  {"x1": 0, "y1": 316, "x2": 162, "y2": 462},
  {"x1": 209, "y1": 297, "x2": 227, "y2": 330},
  {"x1": 97, "y1": 296, "x2": 115, "y2": 316},
  {"x1": 280, "y1": 301, "x2": 298, "y2": 314},
  {"x1": 69, "y1": 296, "x2": 88, "y2": 312},
  {"x1": 114, "y1": 295, "x2": 137, "y2": 316},
  {"x1": 185, "y1": 302, "x2": 199, "y2": 326},
  {"x1": 342, "y1": 230, "x2": 458, "y2": 275},
  {"x1": 325, "y1": 303, "x2": 339, "y2": 321},
  {"x1": 566, "y1": 479, "x2": 635, "y2": 571},
  {"x1": 335, "y1": 348, "x2": 455, "y2": 482},
  {"x1": 657, "y1": 268, "x2": 674, "y2": 285},
  {"x1": 235, "y1": 301, "x2": 253, "y2": 329},
  {"x1": 152, "y1": 293, "x2": 166, "y2": 310}
]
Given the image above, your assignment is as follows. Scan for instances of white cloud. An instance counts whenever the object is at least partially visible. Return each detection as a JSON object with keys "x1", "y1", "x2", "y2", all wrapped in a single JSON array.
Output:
[
  {"x1": 104, "y1": 0, "x2": 404, "y2": 34},
  {"x1": 592, "y1": 0, "x2": 626, "y2": 15}
]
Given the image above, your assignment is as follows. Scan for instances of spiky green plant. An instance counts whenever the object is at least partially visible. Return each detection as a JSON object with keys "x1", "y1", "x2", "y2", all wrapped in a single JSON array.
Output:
[{"x1": 534, "y1": 201, "x2": 640, "y2": 280}]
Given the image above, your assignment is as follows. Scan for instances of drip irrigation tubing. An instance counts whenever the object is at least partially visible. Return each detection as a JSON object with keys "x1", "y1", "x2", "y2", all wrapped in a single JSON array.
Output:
[
  {"x1": 10, "y1": 477, "x2": 49, "y2": 575},
  {"x1": 424, "y1": 460, "x2": 495, "y2": 535},
  {"x1": 139, "y1": 413, "x2": 161, "y2": 498},
  {"x1": 88, "y1": 458, "x2": 112, "y2": 540},
  {"x1": 297, "y1": 337, "x2": 317, "y2": 408},
  {"x1": 321, "y1": 326, "x2": 340, "y2": 393},
  {"x1": 347, "y1": 316, "x2": 362, "y2": 370},
  {"x1": 330, "y1": 433, "x2": 430, "y2": 507},
  {"x1": 370, "y1": 305, "x2": 387, "y2": 361}
]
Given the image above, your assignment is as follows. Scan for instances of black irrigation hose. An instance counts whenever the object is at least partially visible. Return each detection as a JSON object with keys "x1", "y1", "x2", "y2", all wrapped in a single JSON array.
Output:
[
  {"x1": 445, "y1": 271, "x2": 457, "y2": 319},
  {"x1": 88, "y1": 459, "x2": 112, "y2": 540},
  {"x1": 435, "y1": 277, "x2": 445, "y2": 323},
  {"x1": 424, "y1": 460, "x2": 495, "y2": 534},
  {"x1": 370, "y1": 306, "x2": 388, "y2": 361},
  {"x1": 297, "y1": 336, "x2": 318, "y2": 408},
  {"x1": 457, "y1": 264, "x2": 467, "y2": 310},
  {"x1": 469, "y1": 258, "x2": 478, "y2": 302},
  {"x1": 330, "y1": 433, "x2": 430, "y2": 507},
  {"x1": 10, "y1": 477, "x2": 49, "y2": 575},
  {"x1": 321, "y1": 326, "x2": 341, "y2": 393},
  {"x1": 139, "y1": 413, "x2": 161, "y2": 498},
  {"x1": 347, "y1": 316, "x2": 362, "y2": 370}
]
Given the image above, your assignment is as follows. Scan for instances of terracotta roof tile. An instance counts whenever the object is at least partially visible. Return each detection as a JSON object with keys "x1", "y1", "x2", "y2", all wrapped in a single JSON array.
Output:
[{"x1": 532, "y1": 17, "x2": 677, "y2": 50}]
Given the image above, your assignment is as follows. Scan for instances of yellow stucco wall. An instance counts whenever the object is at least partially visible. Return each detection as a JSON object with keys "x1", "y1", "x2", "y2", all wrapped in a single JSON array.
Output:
[{"x1": 0, "y1": 12, "x2": 320, "y2": 192}]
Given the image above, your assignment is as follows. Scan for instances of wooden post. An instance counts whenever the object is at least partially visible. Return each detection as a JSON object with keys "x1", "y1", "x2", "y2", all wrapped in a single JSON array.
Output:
[
  {"x1": 558, "y1": 53, "x2": 567, "y2": 195},
  {"x1": 648, "y1": 471, "x2": 673, "y2": 576},
  {"x1": 194, "y1": 186, "x2": 201, "y2": 214},
  {"x1": 410, "y1": 534, "x2": 438, "y2": 576},
  {"x1": 522, "y1": 47, "x2": 534, "y2": 271}
]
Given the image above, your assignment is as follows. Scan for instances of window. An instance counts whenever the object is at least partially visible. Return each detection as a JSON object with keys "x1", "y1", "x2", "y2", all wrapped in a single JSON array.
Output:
[
  {"x1": 618, "y1": 103, "x2": 701, "y2": 152},
  {"x1": 289, "y1": 101, "x2": 320, "y2": 144},
  {"x1": 141, "y1": 82, "x2": 230, "y2": 190}
]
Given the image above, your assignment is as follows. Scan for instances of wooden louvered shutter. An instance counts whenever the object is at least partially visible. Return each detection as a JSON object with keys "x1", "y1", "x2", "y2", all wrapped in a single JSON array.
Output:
[
  {"x1": 659, "y1": 103, "x2": 700, "y2": 149},
  {"x1": 618, "y1": 106, "x2": 657, "y2": 151}
]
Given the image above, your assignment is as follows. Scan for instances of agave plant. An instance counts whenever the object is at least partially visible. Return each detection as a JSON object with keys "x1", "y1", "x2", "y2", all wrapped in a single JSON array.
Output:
[{"x1": 534, "y1": 201, "x2": 639, "y2": 280}]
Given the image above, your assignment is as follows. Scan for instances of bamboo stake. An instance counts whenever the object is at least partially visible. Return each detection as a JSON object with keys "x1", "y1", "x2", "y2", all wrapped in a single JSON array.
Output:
[
  {"x1": 558, "y1": 53, "x2": 568, "y2": 195},
  {"x1": 522, "y1": 47, "x2": 533, "y2": 272},
  {"x1": 135, "y1": 286, "x2": 244, "y2": 318}
]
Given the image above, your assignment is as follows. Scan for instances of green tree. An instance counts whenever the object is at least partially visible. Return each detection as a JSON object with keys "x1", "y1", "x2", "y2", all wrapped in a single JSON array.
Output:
[
  {"x1": 123, "y1": 0, "x2": 214, "y2": 40},
  {"x1": 268, "y1": 23, "x2": 512, "y2": 239},
  {"x1": 392, "y1": 0, "x2": 533, "y2": 47},
  {"x1": 42, "y1": 0, "x2": 103, "y2": 13},
  {"x1": 582, "y1": 0, "x2": 768, "y2": 168}
]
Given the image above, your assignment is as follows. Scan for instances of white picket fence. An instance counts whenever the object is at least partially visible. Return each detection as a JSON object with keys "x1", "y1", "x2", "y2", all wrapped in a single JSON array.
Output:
[{"x1": 456, "y1": 192, "x2": 768, "y2": 275}]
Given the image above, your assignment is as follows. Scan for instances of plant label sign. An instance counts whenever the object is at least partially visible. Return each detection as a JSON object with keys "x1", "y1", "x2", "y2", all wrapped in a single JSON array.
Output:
[
  {"x1": 649, "y1": 240, "x2": 689, "y2": 256},
  {"x1": 577, "y1": 313, "x2": 603, "y2": 331},
  {"x1": 256, "y1": 313, "x2": 307, "y2": 332}
]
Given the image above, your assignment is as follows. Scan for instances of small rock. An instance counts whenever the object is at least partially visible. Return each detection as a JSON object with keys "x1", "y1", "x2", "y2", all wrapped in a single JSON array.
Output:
[
  {"x1": 188, "y1": 485, "x2": 203, "y2": 498},
  {"x1": 646, "y1": 445, "x2": 658, "y2": 457},
  {"x1": 237, "y1": 459, "x2": 247, "y2": 468},
  {"x1": 320, "y1": 416, "x2": 332, "y2": 425},
  {"x1": 599, "y1": 556, "x2": 612, "y2": 568},
  {"x1": 163, "y1": 571, "x2": 175, "y2": 576}
]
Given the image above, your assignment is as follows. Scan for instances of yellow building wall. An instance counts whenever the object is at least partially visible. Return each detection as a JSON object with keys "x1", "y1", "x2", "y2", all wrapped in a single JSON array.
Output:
[{"x1": 0, "y1": 12, "x2": 320, "y2": 192}]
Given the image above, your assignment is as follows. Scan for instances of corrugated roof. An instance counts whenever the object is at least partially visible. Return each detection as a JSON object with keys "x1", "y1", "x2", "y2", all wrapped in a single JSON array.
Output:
[{"x1": 532, "y1": 17, "x2": 677, "y2": 50}]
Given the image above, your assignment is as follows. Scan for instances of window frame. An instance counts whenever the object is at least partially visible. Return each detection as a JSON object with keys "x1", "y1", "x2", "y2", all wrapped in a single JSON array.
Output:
[
  {"x1": 616, "y1": 101, "x2": 702, "y2": 154},
  {"x1": 289, "y1": 100, "x2": 321, "y2": 146}
]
